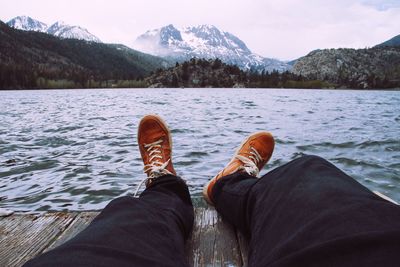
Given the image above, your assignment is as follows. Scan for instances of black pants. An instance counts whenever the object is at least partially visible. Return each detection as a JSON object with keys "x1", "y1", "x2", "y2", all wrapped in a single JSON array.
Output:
[{"x1": 25, "y1": 156, "x2": 400, "y2": 267}]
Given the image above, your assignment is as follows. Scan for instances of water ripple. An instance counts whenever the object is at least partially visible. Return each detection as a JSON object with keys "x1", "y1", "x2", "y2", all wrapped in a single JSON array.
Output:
[{"x1": 0, "y1": 88, "x2": 399, "y2": 211}]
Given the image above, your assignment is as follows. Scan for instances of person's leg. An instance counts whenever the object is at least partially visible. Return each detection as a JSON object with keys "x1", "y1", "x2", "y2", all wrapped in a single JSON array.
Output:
[
  {"x1": 25, "y1": 174, "x2": 193, "y2": 267},
  {"x1": 25, "y1": 114, "x2": 194, "y2": 267},
  {"x1": 212, "y1": 155, "x2": 400, "y2": 267}
]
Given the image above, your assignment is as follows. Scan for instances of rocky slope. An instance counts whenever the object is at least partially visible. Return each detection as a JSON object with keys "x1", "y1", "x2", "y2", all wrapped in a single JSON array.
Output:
[
  {"x1": 134, "y1": 24, "x2": 290, "y2": 72},
  {"x1": 7, "y1": 16, "x2": 101, "y2": 42},
  {"x1": 292, "y1": 47, "x2": 400, "y2": 88}
]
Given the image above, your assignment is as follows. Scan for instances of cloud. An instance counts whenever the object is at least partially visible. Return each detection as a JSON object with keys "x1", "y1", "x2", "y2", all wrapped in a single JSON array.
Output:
[{"x1": 361, "y1": 0, "x2": 400, "y2": 11}]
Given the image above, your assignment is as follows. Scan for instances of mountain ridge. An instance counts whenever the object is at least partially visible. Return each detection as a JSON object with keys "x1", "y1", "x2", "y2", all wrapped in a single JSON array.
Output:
[
  {"x1": 3, "y1": 16, "x2": 400, "y2": 89},
  {"x1": 134, "y1": 24, "x2": 290, "y2": 72},
  {"x1": 7, "y1": 16, "x2": 101, "y2": 42},
  {"x1": 376, "y1": 34, "x2": 400, "y2": 48},
  {"x1": 292, "y1": 47, "x2": 400, "y2": 88}
]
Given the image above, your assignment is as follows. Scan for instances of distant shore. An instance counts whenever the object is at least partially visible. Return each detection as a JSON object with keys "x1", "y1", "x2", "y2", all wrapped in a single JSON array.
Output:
[{"x1": 1, "y1": 87, "x2": 399, "y2": 92}]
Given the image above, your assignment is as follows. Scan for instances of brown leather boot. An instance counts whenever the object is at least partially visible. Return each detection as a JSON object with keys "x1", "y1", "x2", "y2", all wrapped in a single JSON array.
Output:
[
  {"x1": 135, "y1": 114, "x2": 176, "y2": 195},
  {"x1": 203, "y1": 131, "x2": 275, "y2": 205}
]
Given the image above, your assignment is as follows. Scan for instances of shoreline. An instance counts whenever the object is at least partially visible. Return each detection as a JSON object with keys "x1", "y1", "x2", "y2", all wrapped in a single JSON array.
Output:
[{"x1": 1, "y1": 87, "x2": 400, "y2": 92}]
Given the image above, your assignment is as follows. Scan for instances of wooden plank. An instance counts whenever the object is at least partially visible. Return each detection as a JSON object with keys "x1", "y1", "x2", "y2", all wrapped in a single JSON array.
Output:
[
  {"x1": 186, "y1": 207, "x2": 242, "y2": 267},
  {"x1": 45, "y1": 212, "x2": 99, "y2": 252},
  {"x1": 236, "y1": 232, "x2": 250, "y2": 267},
  {"x1": 0, "y1": 212, "x2": 76, "y2": 267},
  {"x1": 0, "y1": 208, "x2": 245, "y2": 267}
]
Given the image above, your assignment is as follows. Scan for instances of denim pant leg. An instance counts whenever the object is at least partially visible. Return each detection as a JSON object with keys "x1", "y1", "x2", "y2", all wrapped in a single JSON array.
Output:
[
  {"x1": 212, "y1": 155, "x2": 400, "y2": 267},
  {"x1": 24, "y1": 175, "x2": 194, "y2": 267}
]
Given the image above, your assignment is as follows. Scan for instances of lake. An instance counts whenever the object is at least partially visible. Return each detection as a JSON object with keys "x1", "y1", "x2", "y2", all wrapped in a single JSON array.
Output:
[{"x1": 0, "y1": 88, "x2": 399, "y2": 211}]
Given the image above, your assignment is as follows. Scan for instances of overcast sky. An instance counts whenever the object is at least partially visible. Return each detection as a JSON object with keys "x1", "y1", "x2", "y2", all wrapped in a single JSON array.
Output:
[{"x1": 1, "y1": 0, "x2": 399, "y2": 60}]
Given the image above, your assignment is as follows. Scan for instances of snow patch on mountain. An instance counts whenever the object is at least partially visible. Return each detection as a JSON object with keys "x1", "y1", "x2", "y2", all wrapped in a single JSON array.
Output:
[
  {"x1": 7, "y1": 16, "x2": 47, "y2": 32},
  {"x1": 47, "y1": 21, "x2": 101, "y2": 42},
  {"x1": 134, "y1": 24, "x2": 290, "y2": 72},
  {"x1": 7, "y1": 16, "x2": 101, "y2": 43}
]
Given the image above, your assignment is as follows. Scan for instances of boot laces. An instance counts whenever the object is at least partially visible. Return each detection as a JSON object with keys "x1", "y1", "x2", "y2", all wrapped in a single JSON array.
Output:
[
  {"x1": 134, "y1": 139, "x2": 172, "y2": 197},
  {"x1": 235, "y1": 147, "x2": 262, "y2": 176}
]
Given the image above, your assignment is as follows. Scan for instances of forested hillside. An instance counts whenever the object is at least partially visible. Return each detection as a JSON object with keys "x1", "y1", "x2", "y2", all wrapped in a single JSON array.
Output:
[{"x1": 0, "y1": 21, "x2": 170, "y2": 89}]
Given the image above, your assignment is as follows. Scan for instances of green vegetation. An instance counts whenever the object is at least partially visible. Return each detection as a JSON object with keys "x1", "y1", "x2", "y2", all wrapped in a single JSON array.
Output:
[
  {"x1": 146, "y1": 58, "x2": 332, "y2": 89},
  {"x1": 247, "y1": 70, "x2": 334, "y2": 89},
  {"x1": 146, "y1": 58, "x2": 247, "y2": 88},
  {"x1": 34, "y1": 78, "x2": 147, "y2": 89}
]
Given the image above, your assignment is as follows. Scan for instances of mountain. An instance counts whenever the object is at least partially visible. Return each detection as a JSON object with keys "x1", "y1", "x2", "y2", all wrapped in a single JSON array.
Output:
[
  {"x1": 7, "y1": 16, "x2": 101, "y2": 42},
  {"x1": 376, "y1": 34, "x2": 400, "y2": 48},
  {"x1": 134, "y1": 24, "x2": 290, "y2": 72},
  {"x1": 0, "y1": 21, "x2": 170, "y2": 89},
  {"x1": 7, "y1": 15, "x2": 47, "y2": 32},
  {"x1": 292, "y1": 47, "x2": 400, "y2": 88},
  {"x1": 46, "y1": 21, "x2": 101, "y2": 42}
]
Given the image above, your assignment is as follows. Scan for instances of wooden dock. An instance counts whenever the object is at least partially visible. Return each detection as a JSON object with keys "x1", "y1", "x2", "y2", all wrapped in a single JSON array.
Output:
[{"x1": 0, "y1": 207, "x2": 249, "y2": 267}]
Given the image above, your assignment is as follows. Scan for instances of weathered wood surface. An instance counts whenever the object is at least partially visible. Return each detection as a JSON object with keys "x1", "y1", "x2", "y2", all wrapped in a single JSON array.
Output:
[
  {"x1": 0, "y1": 213, "x2": 77, "y2": 267},
  {"x1": 0, "y1": 207, "x2": 249, "y2": 267},
  {"x1": 186, "y1": 208, "x2": 243, "y2": 266}
]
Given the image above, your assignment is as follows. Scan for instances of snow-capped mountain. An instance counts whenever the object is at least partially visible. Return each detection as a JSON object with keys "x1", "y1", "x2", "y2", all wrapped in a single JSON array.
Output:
[
  {"x1": 7, "y1": 16, "x2": 101, "y2": 43},
  {"x1": 134, "y1": 24, "x2": 290, "y2": 72},
  {"x1": 46, "y1": 21, "x2": 101, "y2": 42},
  {"x1": 7, "y1": 16, "x2": 47, "y2": 32}
]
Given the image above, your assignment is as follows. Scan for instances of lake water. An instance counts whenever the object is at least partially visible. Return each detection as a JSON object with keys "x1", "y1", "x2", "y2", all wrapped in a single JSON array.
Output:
[{"x1": 0, "y1": 88, "x2": 399, "y2": 211}]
